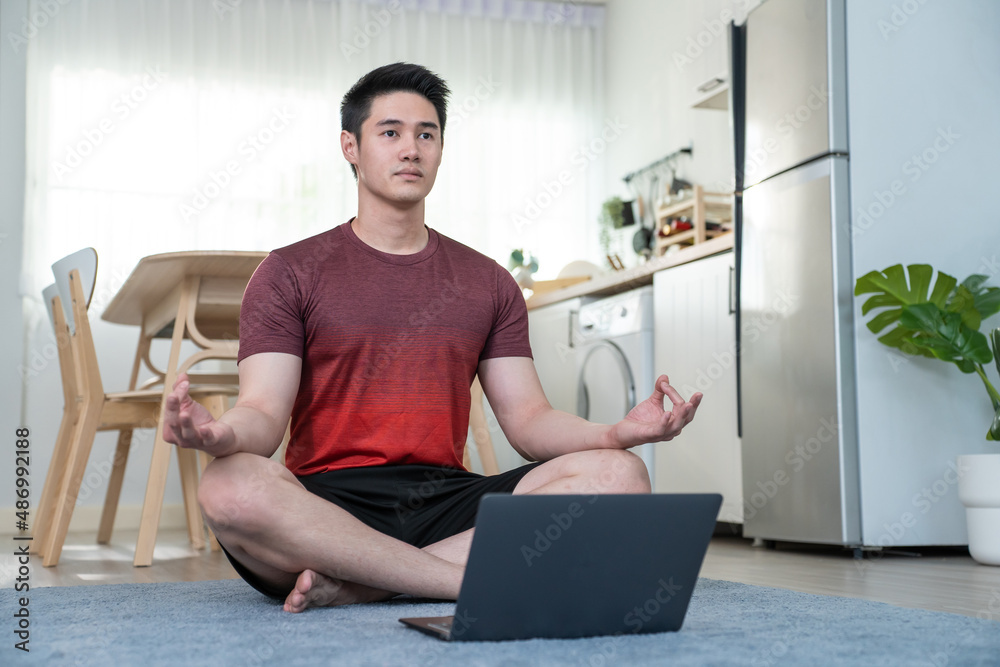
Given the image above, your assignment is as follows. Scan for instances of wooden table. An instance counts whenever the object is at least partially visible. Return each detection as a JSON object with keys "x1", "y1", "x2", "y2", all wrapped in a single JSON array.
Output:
[{"x1": 102, "y1": 251, "x2": 268, "y2": 566}]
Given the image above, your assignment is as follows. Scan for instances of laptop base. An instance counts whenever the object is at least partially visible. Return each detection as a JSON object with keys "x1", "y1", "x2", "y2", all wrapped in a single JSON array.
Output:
[{"x1": 398, "y1": 615, "x2": 455, "y2": 641}]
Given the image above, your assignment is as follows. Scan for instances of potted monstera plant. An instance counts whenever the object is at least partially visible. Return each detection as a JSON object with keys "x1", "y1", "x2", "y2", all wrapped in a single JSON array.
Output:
[{"x1": 855, "y1": 264, "x2": 1000, "y2": 565}]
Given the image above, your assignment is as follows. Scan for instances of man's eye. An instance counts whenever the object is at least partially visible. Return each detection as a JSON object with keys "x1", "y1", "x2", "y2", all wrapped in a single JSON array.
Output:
[
  {"x1": 420, "y1": 132, "x2": 434, "y2": 140},
  {"x1": 384, "y1": 130, "x2": 397, "y2": 137}
]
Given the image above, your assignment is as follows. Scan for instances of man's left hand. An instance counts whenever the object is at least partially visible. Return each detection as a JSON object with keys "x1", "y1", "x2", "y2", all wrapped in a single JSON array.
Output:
[{"x1": 608, "y1": 374, "x2": 702, "y2": 448}]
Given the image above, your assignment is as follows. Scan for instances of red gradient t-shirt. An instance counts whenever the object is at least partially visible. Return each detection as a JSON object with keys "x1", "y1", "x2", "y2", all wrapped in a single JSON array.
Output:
[{"x1": 237, "y1": 221, "x2": 531, "y2": 476}]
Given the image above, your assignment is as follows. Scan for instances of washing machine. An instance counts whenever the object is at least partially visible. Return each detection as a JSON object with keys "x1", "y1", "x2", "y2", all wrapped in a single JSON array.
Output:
[{"x1": 573, "y1": 286, "x2": 656, "y2": 483}]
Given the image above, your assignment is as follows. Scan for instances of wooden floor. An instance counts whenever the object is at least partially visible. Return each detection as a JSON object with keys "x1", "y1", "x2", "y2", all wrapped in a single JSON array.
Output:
[{"x1": 9, "y1": 528, "x2": 1000, "y2": 619}]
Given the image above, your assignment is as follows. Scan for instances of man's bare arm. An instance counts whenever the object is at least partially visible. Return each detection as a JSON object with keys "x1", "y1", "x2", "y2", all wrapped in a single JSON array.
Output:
[
  {"x1": 162, "y1": 352, "x2": 301, "y2": 459},
  {"x1": 477, "y1": 356, "x2": 701, "y2": 462}
]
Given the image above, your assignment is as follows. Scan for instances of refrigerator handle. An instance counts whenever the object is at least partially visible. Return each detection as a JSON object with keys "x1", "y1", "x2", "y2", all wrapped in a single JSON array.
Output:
[{"x1": 728, "y1": 265, "x2": 736, "y2": 315}]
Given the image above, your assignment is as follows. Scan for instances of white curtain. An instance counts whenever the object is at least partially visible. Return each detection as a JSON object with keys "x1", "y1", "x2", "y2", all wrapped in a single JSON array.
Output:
[
  {"x1": 22, "y1": 0, "x2": 607, "y2": 307},
  {"x1": 19, "y1": 0, "x2": 606, "y2": 503}
]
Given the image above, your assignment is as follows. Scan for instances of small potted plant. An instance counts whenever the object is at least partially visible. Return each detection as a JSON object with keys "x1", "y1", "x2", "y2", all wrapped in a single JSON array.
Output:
[
  {"x1": 508, "y1": 248, "x2": 538, "y2": 289},
  {"x1": 855, "y1": 264, "x2": 1000, "y2": 565},
  {"x1": 598, "y1": 196, "x2": 626, "y2": 267}
]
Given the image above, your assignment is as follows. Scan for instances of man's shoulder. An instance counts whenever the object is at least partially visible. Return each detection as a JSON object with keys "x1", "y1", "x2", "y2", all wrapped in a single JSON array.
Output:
[
  {"x1": 433, "y1": 230, "x2": 501, "y2": 273},
  {"x1": 270, "y1": 225, "x2": 346, "y2": 268}
]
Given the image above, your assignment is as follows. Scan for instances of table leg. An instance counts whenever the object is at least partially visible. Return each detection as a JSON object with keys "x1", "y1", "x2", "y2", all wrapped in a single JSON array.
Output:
[
  {"x1": 200, "y1": 449, "x2": 222, "y2": 553},
  {"x1": 200, "y1": 393, "x2": 228, "y2": 553},
  {"x1": 177, "y1": 446, "x2": 206, "y2": 549},
  {"x1": 134, "y1": 281, "x2": 193, "y2": 567}
]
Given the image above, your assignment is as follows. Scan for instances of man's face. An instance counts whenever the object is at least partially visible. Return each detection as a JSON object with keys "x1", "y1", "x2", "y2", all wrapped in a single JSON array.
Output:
[{"x1": 343, "y1": 91, "x2": 443, "y2": 207}]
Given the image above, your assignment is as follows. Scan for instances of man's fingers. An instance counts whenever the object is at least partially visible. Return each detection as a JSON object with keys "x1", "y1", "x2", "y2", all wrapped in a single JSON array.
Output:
[
  {"x1": 670, "y1": 405, "x2": 692, "y2": 432},
  {"x1": 173, "y1": 406, "x2": 202, "y2": 447},
  {"x1": 660, "y1": 381, "x2": 688, "y2": 407},
  {"x1": 682, "y1": 394, "x2": 702, "y2": 425},
  {"x1": 659, "y1": 394, "x2": 700, "y2": 438},
  {"x1": 165, "y1": 381, "x2": 193, "y2": 417},
  {"x1": 164, "y1": 392, "x2": 182, "y2": 416},
  {"x1": 172, "y1": 372, "x2": 190, "y2": 390},
  {"x1": 651, "y1": 375, "x2": 668, "y2": 401}
]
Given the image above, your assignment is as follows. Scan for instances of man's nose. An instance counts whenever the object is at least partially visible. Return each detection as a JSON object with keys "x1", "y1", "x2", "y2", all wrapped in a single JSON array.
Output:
[{"x1": 399, "y1": 135, "x2": 420, "y2": 160}]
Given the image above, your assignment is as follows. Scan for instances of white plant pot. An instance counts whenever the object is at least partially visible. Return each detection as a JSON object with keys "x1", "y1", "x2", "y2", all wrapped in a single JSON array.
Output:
[{"x1": 957, "y1": 454, "x2": 1000, "y2": 566}]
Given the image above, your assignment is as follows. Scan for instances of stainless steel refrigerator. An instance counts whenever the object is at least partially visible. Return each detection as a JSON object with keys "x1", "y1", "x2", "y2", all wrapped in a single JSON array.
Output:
[
  {"x1": 737, "y1": 0, "x2": 861, "y2": 545},
  {"x1": 736, "y1": 0, "x2": 1000, "y2": 547}
]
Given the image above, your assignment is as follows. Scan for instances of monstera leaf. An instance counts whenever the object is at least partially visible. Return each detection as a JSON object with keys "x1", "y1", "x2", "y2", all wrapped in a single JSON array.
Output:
[
  {"x1": 897, "y1": 303, "x2": 992, "y2": 374},
  {"x1": 948, "y1": 275, "x2": 1000, "y2": 331},
  {"x1": 855, "y1": 265, "x2": 997, "y2": 371},
  {"x1": 856, "y1": 265, "x2": 1000, "y2": 441}
]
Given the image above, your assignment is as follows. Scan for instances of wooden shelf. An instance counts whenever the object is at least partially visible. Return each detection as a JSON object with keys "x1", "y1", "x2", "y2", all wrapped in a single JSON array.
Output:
[
  {"x1": 692, "y1": 83, "x2": 729, "y2": 110},
  {"x1": 692, "y1": 74, "x2": 729, "y2": 110},
  {"x1": 525, "y1": 233, "x2": 734, "y2": 310},
  {"x1": 654, "y1": 185, "x2": 733, "y2": 256}
]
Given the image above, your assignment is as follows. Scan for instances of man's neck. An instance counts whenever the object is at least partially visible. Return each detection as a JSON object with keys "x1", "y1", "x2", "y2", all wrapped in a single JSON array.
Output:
[{"x1": 351, "y1": 203, "x2": 429, "y2": 255}]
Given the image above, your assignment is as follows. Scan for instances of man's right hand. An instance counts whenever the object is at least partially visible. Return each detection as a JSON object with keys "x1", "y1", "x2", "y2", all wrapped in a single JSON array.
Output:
[{"x1": 162, "y1": 373, "x2": 236, "y2": 456}]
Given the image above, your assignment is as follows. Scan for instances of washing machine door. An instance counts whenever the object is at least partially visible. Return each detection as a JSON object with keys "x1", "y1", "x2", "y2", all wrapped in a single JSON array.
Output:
[{"x1": 576, "y1": 340, "x2": 637, "y2": 424}]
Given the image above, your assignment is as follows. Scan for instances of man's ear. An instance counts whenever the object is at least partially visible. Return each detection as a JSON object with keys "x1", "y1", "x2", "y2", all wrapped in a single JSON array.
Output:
[{"x1": 341, "y1": 130, "x2": 359, "y2": 167}]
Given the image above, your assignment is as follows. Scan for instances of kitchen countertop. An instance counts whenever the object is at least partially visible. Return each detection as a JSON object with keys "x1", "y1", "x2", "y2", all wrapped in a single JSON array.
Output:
[{"x1": 525, "y1": 233, "x2": 734, "y2": 309}]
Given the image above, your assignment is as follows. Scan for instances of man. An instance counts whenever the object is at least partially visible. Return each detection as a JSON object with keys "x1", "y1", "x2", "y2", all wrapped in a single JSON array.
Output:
[{"x1": 163, "y1": 62, "x2": 702, "y2": 614}]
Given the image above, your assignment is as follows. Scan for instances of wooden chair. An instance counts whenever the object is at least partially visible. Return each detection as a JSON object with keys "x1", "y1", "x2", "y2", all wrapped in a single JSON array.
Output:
[{"x1": 34, "y1": 249, "x2": 237, "y2": 566}]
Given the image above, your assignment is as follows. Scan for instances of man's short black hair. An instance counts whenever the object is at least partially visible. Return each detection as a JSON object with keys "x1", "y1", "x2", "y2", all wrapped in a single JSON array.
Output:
[{"x1": 340, "y1": 62, "x2": 451, "y2": 179}]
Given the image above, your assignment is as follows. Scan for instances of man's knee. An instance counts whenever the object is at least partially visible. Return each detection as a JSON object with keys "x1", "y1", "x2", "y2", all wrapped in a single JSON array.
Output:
[
  {"x1": 198, "y1": 453, "x2": 290, "y2": 533},
  {"x1": 577, "y1": 449, "x2": 651, "y2": 494}
]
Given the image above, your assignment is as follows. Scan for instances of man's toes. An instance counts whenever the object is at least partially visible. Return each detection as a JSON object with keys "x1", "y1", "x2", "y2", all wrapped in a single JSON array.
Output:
[
  {"x1": 296, "y1": 570, "x2": 314, "y2": 595},
  {"x1": 283, "y1": 571, "x2": 315, "y2": 613},
  {"x1": 283, "y1": 590, "x2": 303, "y2": 613},
  {"x1": 282, "y1": 569, "x2": 345, "y2": 612}
]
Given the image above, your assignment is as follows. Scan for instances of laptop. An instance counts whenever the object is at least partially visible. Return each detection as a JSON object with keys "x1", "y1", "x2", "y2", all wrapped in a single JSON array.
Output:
[{"x1": 399, "y1": 493, "x2": 722, "y2": 642}]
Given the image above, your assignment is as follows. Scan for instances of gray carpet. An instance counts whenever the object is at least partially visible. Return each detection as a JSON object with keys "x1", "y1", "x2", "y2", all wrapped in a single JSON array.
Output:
[{"x1": 3, "y1": 578, "x2": 998, "y2": 666}]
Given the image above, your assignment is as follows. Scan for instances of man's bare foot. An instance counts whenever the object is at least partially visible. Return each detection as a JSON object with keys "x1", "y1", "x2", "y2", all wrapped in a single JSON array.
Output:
[{"x1": 283, "y1": 569, "x2": 396, "y2": 613}]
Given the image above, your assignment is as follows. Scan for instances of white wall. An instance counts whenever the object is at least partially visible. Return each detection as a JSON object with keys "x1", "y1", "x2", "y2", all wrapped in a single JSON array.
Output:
[
  {"x1": 846, "y1": 0, "x2": 1000, "y2": 545},
  {"x1": 602, "y1": 0, "x2": 757, "y2": 268}
]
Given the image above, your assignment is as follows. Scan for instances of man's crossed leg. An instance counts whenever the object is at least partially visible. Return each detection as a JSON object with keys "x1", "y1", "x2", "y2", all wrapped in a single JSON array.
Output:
[{"x1": 199, "y1": 448, "x2": 651, "y2": 613}]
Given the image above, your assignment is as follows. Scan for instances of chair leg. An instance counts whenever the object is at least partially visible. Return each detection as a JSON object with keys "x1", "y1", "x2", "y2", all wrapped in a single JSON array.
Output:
[
  {"x1": 32, "y1": 404, "x2": 78, "y2": 557},
  {"x1": 42, "y1": 401, "x2": 102, "y2": 568},
  {"x1": 469, "y1": 377, "x2": 500, "y2": 475},
  {"x1": 97, "y1": 429, "x2": 133, "y2": 544}
]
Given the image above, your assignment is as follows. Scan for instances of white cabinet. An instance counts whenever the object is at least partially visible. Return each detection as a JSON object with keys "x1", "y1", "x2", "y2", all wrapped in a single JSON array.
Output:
[
  {"x1": 480, "y1": 298, "x2": 587, "y2": 474},
  {"x1": 653, "y1": 251, "x2": 742, "y2": 523},
  {"x1": 527, "y1": 298, "x2": 587, "y2": 415}
]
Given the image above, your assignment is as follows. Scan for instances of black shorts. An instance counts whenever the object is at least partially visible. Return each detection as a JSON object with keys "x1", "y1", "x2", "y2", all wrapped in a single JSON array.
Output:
[{"x1": 221, "y1": 462, "x2": 543, "y2": 599}]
